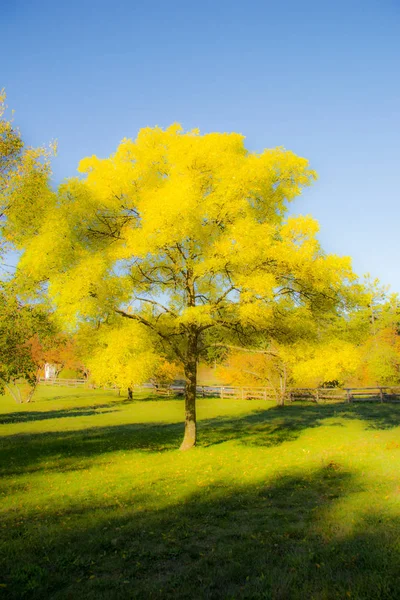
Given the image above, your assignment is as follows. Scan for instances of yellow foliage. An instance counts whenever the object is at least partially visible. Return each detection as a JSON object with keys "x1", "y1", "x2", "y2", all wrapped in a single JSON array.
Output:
[
  {"x1": 291, "y1": 340, "x2": 362, "y2": 387},
  {"x1": 17, "y1": 123, "x2": 358, "y2": 399},
  {"x1": 152, "y1": 359, "x2": 181, "y2": 386},
  {"x1": 83, "y1": 320, "x2": 160, "y2": 388}
]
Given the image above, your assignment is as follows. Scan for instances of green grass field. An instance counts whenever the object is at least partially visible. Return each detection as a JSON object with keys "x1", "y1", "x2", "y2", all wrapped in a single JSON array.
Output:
[{"x1": 2, "y1": 387, "x2": 400, "y2": 599}]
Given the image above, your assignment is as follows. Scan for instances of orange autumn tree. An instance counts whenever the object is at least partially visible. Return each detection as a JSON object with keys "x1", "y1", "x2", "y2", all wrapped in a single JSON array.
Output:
[
  {"x1": 217, "y1": 345, "x2": 291, "y2": 405},
  {"x1": 29, "y1": 334, "x2": 85, "y2": 379},
  {"x1": 217, "y1": 338, "x2": 361, "y2": 403},
  {"x1": 152, "y1": 358, "x2": 181, "y2": 388}
]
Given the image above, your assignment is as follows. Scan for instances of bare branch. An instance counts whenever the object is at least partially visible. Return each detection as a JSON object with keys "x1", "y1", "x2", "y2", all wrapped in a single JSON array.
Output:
[{"x1": 135, "y1": 296, "x2": 177, "y2": 317}]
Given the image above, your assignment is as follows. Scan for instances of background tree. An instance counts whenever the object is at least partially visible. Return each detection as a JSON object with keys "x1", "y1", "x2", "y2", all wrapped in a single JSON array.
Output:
[
  {"x1": 18, "y1": 125, "x2": 356, "y2": 448},
  {"x1": 29, "y1": 333, "x2": 85, "y2": 379},
  {"x1": 0, "y1": 89, "x2": 54, "y2": 256},
  {"x1": 290, "y1": 339, "x2": 362, "y2": 388},
  {"x1": 351, "y1": 279, "x2": 400, "y2": 386},
  {"x1": 151, "y1": 359, "x2": 181, "y2": 388},
  {"x1": 0, "y1": 284, "x2": 55, "y2": 402},
  {"x1": 216, "y1": 344, "x2": 291, "y2": 405}
]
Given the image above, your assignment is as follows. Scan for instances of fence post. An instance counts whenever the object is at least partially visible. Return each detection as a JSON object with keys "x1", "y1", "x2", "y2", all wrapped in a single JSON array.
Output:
[
  {"x1": 220, "y1": 387, "x2": 224, "y2": 399},
  {"x1": 379, "y1": 387, "x2": 383, "y2": 403},
  {"x1": 346, "y1": 389, "x2": 351, "y2": 403},
  {"x1": 241, "y1": 387, "x2": 244, "y2": 400},
  {"x1": 315, "y1": 389, "x2": 319, "y2": 403}
]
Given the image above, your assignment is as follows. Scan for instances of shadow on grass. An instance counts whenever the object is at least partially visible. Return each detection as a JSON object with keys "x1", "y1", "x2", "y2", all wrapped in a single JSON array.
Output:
[
  {"x1": 199, "y1": 402, "x2": 400, "y2": 448},
  {"x1": 41, "y1": 391, "x2": 174, "y2": 403},
  {"x1": 2, "y1": 402, "x2": 400, "y2": 477},
  {"x1": 0, "y1": 406, "x2": 119, "y2": 425},
  {"x1": 1, "y1": 465, "x2": 399, "y2": 599},
  {"x1": 343, "y1": 402, "x2": 400, "y2": 429},
  {"x1": 0, "y1": 421, "x2": 184, "y2": 476}
]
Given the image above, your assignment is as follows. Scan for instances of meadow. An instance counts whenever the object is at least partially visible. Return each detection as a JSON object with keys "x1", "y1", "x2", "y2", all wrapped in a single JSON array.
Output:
[{"x1": 1, "y1": 387, "x2": 400, "y2": 599}]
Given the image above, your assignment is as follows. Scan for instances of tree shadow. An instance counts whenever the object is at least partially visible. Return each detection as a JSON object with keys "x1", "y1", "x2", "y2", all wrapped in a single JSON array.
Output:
[
  {"x1": 0, "y1": 406, "x2": 119, "y2": 425},
  {"x1": 0, "y1": 421, "x2": 184, "y2": 477},
  {"x1": 2, "y1": 465, "x2": 400, "y2": 599},
  {"x1": 199, "y1": 401, "x2": 400, "y2": 448},
  {"x1": 342, "y1": 402, "x2": 400, "y2": 430},
  {"x1": 0, "y1": 406, "x2": 332, "y2": 477},
  {"x1": 2, "y1": 402, "x2": 400, "y2": 478}
]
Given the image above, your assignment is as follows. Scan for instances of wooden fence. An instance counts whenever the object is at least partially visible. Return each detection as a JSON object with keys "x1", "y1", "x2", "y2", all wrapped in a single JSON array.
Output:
[
  {"x1": 38, "y1": 378, "x2": 400, "y2": 403},
  {"x1": 39, "y1": 377, "x2": 87, "y2": 387},
  {"x1": 287, "y1": 386, "x2": 400, "y2": 403},
  {"x1": 344, "y1": 387, "x2": 400, "y2": 403},
  {"x1": 155, "y1": 385, "x2": 400, "y2": 403},
  {"x1": 38, "y1": 378, "x2": 117, "y2": 391},
  {"x1": 154, "y1": 385, "x2": 276, "y2": 400}
]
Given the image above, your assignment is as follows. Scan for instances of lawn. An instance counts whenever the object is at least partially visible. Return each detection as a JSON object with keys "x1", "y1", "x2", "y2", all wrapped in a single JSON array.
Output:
[{"x1": 1, "y1": 387, "x2": 400, "y2": 599}]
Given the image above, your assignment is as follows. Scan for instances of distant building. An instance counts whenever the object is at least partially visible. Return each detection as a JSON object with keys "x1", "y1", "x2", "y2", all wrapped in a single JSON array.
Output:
[{"x1": 44, "y1": 363, "x2": 57, "y2": 380}]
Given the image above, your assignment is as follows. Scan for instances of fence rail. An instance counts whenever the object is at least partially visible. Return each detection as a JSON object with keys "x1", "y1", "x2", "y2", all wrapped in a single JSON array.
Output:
[
  {"x1": 154, "y1": 384, "x2": 400, "y2": 403},
  {"x1": 151, "y1": 385, "x2": 278, "y2": 400},
  {"x1": 288, "y1": 386, "x2": 400, "y2": 403},
  {"x1": 38, "y1": 378, "x2": 400, "y2": 403},
  {"x1": 39, "y1": 377, "x2": 87, "y2": 387},
  {"x1": 38, "y1": 378, "x2": 117, "y2": 390}
]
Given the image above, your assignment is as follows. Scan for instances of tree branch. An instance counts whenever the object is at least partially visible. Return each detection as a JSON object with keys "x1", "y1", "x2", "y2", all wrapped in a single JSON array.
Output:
[
  {"x1": 134, "y1": 297, "x2": 177, "y2": 317},
  {"x1": 115, "y1": 308, "x2": 184, "y2": 362}
]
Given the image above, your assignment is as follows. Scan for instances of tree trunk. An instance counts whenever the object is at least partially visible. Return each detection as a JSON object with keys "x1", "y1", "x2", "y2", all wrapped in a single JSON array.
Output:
[
  {"x1": 25, "y1": 382, "x2": 38, "y2": 403},
  {"x1": 277, "y1": 391, "x2": 285, "y2": 407},
  {"x1": 180, "y1": 331, "x2": 198, "y2": 451},
  {"x1": 277, "y1": 365, "x2": 287, "y2": 407},
  {"x1": 127, "y1": 387, "x2": 133, "y2": 400},
  {"x1": 5, "y1": 383, "x2": 22, "y2": 404}
]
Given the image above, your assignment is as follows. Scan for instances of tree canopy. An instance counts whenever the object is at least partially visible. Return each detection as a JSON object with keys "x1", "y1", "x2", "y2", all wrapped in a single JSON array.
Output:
[
  {"x1": 18, "y1": 124, "x2": 357, "y2": 448},
  {"x1": 0, "y1": 283, "x2": 56, "y2": 402},
  {"x1": 0, "y1": 90, "x2": 54, "y2": 256}
]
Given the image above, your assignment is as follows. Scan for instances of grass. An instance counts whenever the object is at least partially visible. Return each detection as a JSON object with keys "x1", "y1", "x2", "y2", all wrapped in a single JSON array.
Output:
[{"x1": 2, "y1": 387, "x2": 400, "y2": 599}]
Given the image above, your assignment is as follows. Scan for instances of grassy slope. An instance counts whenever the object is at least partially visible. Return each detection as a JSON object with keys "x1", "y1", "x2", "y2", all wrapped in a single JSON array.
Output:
[{"x1": 1, "y1": 387, "x2": 400, "y2": 599}]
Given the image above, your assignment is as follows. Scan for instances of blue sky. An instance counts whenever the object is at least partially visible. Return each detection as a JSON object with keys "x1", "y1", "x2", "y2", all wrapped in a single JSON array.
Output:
[{"x1": 2, "y1": 0, "x2": 400, "y2": 289}]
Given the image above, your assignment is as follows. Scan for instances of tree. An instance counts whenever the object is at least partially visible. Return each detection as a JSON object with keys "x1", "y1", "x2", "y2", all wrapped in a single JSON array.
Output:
[
  {"x1": 151, "y1": 358, "x2": 181, "y2": 388},
  {"x1": 352, "y1": 280, "x2": 400, "y2": 386},
  {"x1": 216, "y1": 344, "x2": 291, "y2": 405},
  {"x1": 290, "y1": 339, "x2": 362, "y2": 388},
  {"x1": 0, "y1": 285, "x2": 55, "y2": 402},
  {"x1": 18, "y1": 124, "x2": 356, "y2": 448},
  {"x1": 77, "y1": 318, "x2": 161, "y2": 390},
  {"x1": 0, "y1": 89, "x2": 54, "y2": 256},
  {"x1": 29, "y1": 333, "x2": 85, "y2": 379}
]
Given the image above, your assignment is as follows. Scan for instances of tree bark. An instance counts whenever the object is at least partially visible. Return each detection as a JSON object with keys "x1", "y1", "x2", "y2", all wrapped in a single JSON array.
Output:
[
  {"x1": 5, "y1": 383, "x2": 22, "y2": 404},
  {"x1": 277, "y1": 366, "x2": 287, "y2": 407},
  {"x1": 127, "y1": 387, "x2": 133, "y2": 400},
  {"x1": 180, "y1": 330, "x2": 198, "y2": 450},
  {"x1": 25, "y1": 381, "x2": 38, "y2": 403}
]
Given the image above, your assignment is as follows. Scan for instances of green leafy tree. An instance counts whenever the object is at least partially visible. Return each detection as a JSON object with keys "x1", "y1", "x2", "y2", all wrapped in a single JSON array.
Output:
[
  {"x1": 0, "y1": 285, "x2": 55, "y2": 402},
  {"x1": 0, "y1": 89, "x2": 54, "y2": 255}
]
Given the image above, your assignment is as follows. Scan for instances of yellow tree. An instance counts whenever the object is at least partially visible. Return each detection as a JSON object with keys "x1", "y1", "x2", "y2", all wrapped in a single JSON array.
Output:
[
  {"x1": 18, "y1": 125, "x2": 356, "y2": 449},
  {"x1": 354, "y1": 281, "x2": 400, "y2": 386},
  {"x1": 290, "y1": 340, "x2": 362, "y2": 387}
]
